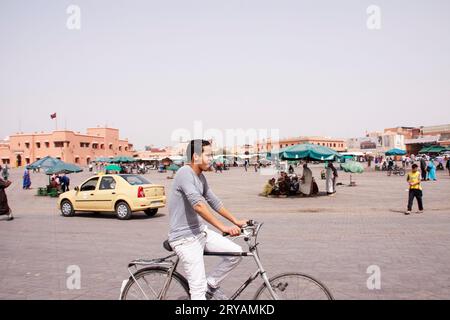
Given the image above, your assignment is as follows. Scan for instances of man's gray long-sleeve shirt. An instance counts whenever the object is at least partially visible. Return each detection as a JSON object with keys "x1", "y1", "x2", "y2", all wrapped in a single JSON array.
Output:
[{"x1": 168, "y1": 165, "x2": 223, "y2": 242}]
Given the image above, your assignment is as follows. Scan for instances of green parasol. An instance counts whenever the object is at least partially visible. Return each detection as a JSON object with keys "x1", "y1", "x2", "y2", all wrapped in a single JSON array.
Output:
[
  {"x1": 277, "y1": 143, "x2": 341, "y2": 161},
  {"x1": 341, "y1": 160, "x2": 364, "y2": 186},
  {"x1": 385, "y1": 148, "x2": 406, "y2": 156},
  {"x1": 105, "y1": 164, "x2": 122, "y2": 172},
  {"x1": 45, "y1": 162, "x2": 83, "y2": 175}
]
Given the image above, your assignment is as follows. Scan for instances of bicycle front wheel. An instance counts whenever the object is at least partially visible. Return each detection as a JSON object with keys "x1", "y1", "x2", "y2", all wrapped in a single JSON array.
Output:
[
  {"x1": 254, "y1": 273, "x2": 334, "y2": 300},
  {"x1": 121, "y1": 266, "x2": 190, "y2": 300}
]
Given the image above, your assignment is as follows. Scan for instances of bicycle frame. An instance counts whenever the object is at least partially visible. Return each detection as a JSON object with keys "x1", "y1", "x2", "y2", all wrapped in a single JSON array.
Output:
[{"x1": 126, "y1": 221, "x2": 280, "y2": 300}]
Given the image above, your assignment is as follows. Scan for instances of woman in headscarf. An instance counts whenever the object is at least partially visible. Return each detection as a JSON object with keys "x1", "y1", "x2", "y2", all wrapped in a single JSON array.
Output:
[
  {"x1": 427, "y1": 159, "x2": 437, "y2": 181},
  {"x1": 23, "y1": 169, "x2": 31, "y2": 189}
]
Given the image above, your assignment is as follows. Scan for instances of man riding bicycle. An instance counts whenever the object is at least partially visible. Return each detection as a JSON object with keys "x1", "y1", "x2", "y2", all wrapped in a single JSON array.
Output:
[{"x1": 168, "y1": 139, "x2": 248, "y2": 300}]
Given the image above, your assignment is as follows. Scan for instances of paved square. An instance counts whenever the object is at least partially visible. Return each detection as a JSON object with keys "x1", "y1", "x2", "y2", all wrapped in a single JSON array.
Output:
[{"x1": 1, "y1": 165, "x2": 449, "y2": 300}]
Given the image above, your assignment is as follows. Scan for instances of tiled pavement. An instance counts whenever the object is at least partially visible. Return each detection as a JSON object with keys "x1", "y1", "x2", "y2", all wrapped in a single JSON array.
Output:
[{"x1": 1, "y1": 165, "x2": 449, "y2": 300}]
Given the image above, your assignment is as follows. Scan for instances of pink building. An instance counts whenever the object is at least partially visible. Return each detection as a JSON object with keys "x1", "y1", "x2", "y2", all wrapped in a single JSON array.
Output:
[{"x1": 0, "y1": 127, "x2": 134, "y2": 168}]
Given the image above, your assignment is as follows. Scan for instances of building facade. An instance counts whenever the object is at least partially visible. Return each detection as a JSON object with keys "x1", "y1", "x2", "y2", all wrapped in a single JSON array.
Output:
[
  {"x1": 404, "y1": 124, "x2": 450, "y2": 154},
  {"x1": 257, "y1": 136, "x2": 347, "y2": 153},
  {"x1": 347, "y1": 131, "x2": 406, "y2": 154},
  {"x1": 347, "y1": 124, "x2": 450, "y2": 155},
  {"x1": 0, "y1": 127, "x2": 134, "y2": 167}
]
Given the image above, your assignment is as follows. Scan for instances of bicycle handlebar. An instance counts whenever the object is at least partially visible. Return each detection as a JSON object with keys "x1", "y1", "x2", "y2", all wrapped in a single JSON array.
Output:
[{"x1": 222, "y1": 220, "x2": 257, "y2": 237}]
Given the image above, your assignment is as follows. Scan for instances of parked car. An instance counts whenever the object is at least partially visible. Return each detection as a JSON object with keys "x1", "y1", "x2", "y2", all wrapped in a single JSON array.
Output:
[{"x1": 58, "y1": 173, "x2": 166, "y2": 220}]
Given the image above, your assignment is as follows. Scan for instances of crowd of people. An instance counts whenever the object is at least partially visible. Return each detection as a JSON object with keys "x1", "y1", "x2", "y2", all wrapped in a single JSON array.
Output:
[{"x1": 261, "y1": 162, "x2": 339, "y2": 197}]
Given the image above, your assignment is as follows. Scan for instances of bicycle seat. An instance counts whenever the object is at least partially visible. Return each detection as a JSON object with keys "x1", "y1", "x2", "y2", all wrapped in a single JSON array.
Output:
[{"x1": 163, "y1": 240, "x2": 173, "y2": 252}]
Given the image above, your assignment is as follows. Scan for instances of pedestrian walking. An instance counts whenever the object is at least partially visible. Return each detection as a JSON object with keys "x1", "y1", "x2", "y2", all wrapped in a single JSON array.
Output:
[
  {"x1": 446, "y1": 156, "x2": 450, "y2": 176},
  {"x1": 23, "y1": 169, "x2": 31, "y2": 189},
  {"x1": 326, "y1": 162, "x2": 338, "y2": 196},
  {"x1": 427, "y1": 159, "x2": 437, "y2": 181},
  {"x1": 420, "y1": 157, "x2": 427, "y2": 181},
  {"x1": 405, "y1": 164, "x2": 423, "y2": 215},
  {"x1": 1, "y1": 164, "x2": 9, "y2": 181}
]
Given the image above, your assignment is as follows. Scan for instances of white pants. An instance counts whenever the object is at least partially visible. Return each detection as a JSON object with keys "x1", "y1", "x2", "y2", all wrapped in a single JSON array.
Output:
[{"x1": 170, "y1": 227, "x2": 243, "y2": 300}]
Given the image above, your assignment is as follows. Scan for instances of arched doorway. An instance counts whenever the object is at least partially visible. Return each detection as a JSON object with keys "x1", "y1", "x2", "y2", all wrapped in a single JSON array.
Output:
[{"x1": 16, "y1": 154, "x2": 22, "y2": 167}]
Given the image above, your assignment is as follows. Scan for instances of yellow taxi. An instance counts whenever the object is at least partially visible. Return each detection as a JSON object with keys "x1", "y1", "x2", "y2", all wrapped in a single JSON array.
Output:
[{"x1": 58, "y1": 173, "x2": 166, "y2": 220}]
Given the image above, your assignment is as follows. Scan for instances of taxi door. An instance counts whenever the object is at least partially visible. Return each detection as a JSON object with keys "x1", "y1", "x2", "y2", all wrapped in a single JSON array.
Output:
[
  {"x1": 94, "y1": 176, "x2": 118, "y2": 211},
  {"x1": 73, "y1": 177, "x2": 100, "y2": 211}
]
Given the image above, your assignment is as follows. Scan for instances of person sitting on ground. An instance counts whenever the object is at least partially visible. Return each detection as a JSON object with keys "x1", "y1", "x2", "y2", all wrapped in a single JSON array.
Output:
[
  {"x1": 289, "y1": 175, "x2": 300, "y2": 195},
  {"x1": 278, "y1": 172, "x2": 290, "y2": 196},
  {"x1": 261, "y1": 178, "x2": 276, "y2": 197}
]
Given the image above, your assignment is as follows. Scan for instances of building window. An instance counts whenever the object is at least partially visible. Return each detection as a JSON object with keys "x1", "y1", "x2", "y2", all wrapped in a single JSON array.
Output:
[
  {"x1": 75, "y1": 157, "x2": 80, "y2": 164},
  {"x1": 25, "y1": 143, "x2": 30, "y2": 149},
  {"x1": 109, "y1": 144, "x2": 113, "y2": 150},
  {"x1": 45, "y1": 142, "x2": 50, "y2": 148},
  {"x1": 101, "y1": 144, "x2": 105, "y2": 150},
  {"x1": 119, "y1": 146, "x2": 122, "y2": 151},
  {"x1": 92, "y1": 144, "x2": 98, "y2": 149},
  {"x1": 125, "y1": 146, "x2": 128, "y2": 151},
  {"x1": 36, "y1": 142, "x2": 41, "y2": 148},
  {"x1": 54, "y1": 142, "x2": 64, "y2": 148},
  {"x1": 333, "y1": 143, "x2": 336, "y2": 147}
]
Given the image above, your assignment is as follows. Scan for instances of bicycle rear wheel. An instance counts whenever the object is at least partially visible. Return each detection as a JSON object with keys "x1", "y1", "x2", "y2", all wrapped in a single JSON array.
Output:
[
  {"x1": 254, "y1": 273, "x2": 334, "y2": 300},
  {"x1": 121, "y1": 266, "x2": 190, "y2": 300}
]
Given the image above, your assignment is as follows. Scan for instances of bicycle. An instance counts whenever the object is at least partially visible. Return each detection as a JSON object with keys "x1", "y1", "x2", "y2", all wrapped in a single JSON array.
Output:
[{"x1": 120, "y1": 220, "x2": 334, "y2": 300}]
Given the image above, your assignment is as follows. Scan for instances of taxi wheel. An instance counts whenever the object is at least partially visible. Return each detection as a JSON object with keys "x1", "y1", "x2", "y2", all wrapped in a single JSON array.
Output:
[
  {"x1": 115, "y1": 202, "x2": 132, "y2": 220},
  {"x1": 61, "y1": 200, "x2": 75, "y2": 217},
  {"x1": 144, "y1": 208, "x2": 158, "y2": 217}
]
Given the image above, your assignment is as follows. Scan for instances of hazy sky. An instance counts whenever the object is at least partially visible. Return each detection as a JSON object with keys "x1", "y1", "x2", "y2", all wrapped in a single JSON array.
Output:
[{"x1": 1, "y1": 0, "x2": 449, "y2": 149}]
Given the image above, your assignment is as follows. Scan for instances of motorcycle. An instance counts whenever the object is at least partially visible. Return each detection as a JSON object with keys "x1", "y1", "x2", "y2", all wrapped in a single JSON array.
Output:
[{"x1": 387, "y1": 165, "x2": 405, "y2": 176}]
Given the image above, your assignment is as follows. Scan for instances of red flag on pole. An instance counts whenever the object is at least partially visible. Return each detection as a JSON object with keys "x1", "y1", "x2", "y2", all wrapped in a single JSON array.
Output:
[{"x1": 50, "y1": 113, "x2": 57, "y2": 119}]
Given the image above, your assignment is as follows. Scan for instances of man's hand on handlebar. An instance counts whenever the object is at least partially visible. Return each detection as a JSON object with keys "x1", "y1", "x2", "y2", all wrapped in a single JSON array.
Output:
[
  {"x1": 222, "y1": 225, "x2": 242, "y2": 237},
  {"x1": 234, "y1": 219, "x2": 249, "y2": 228}
]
